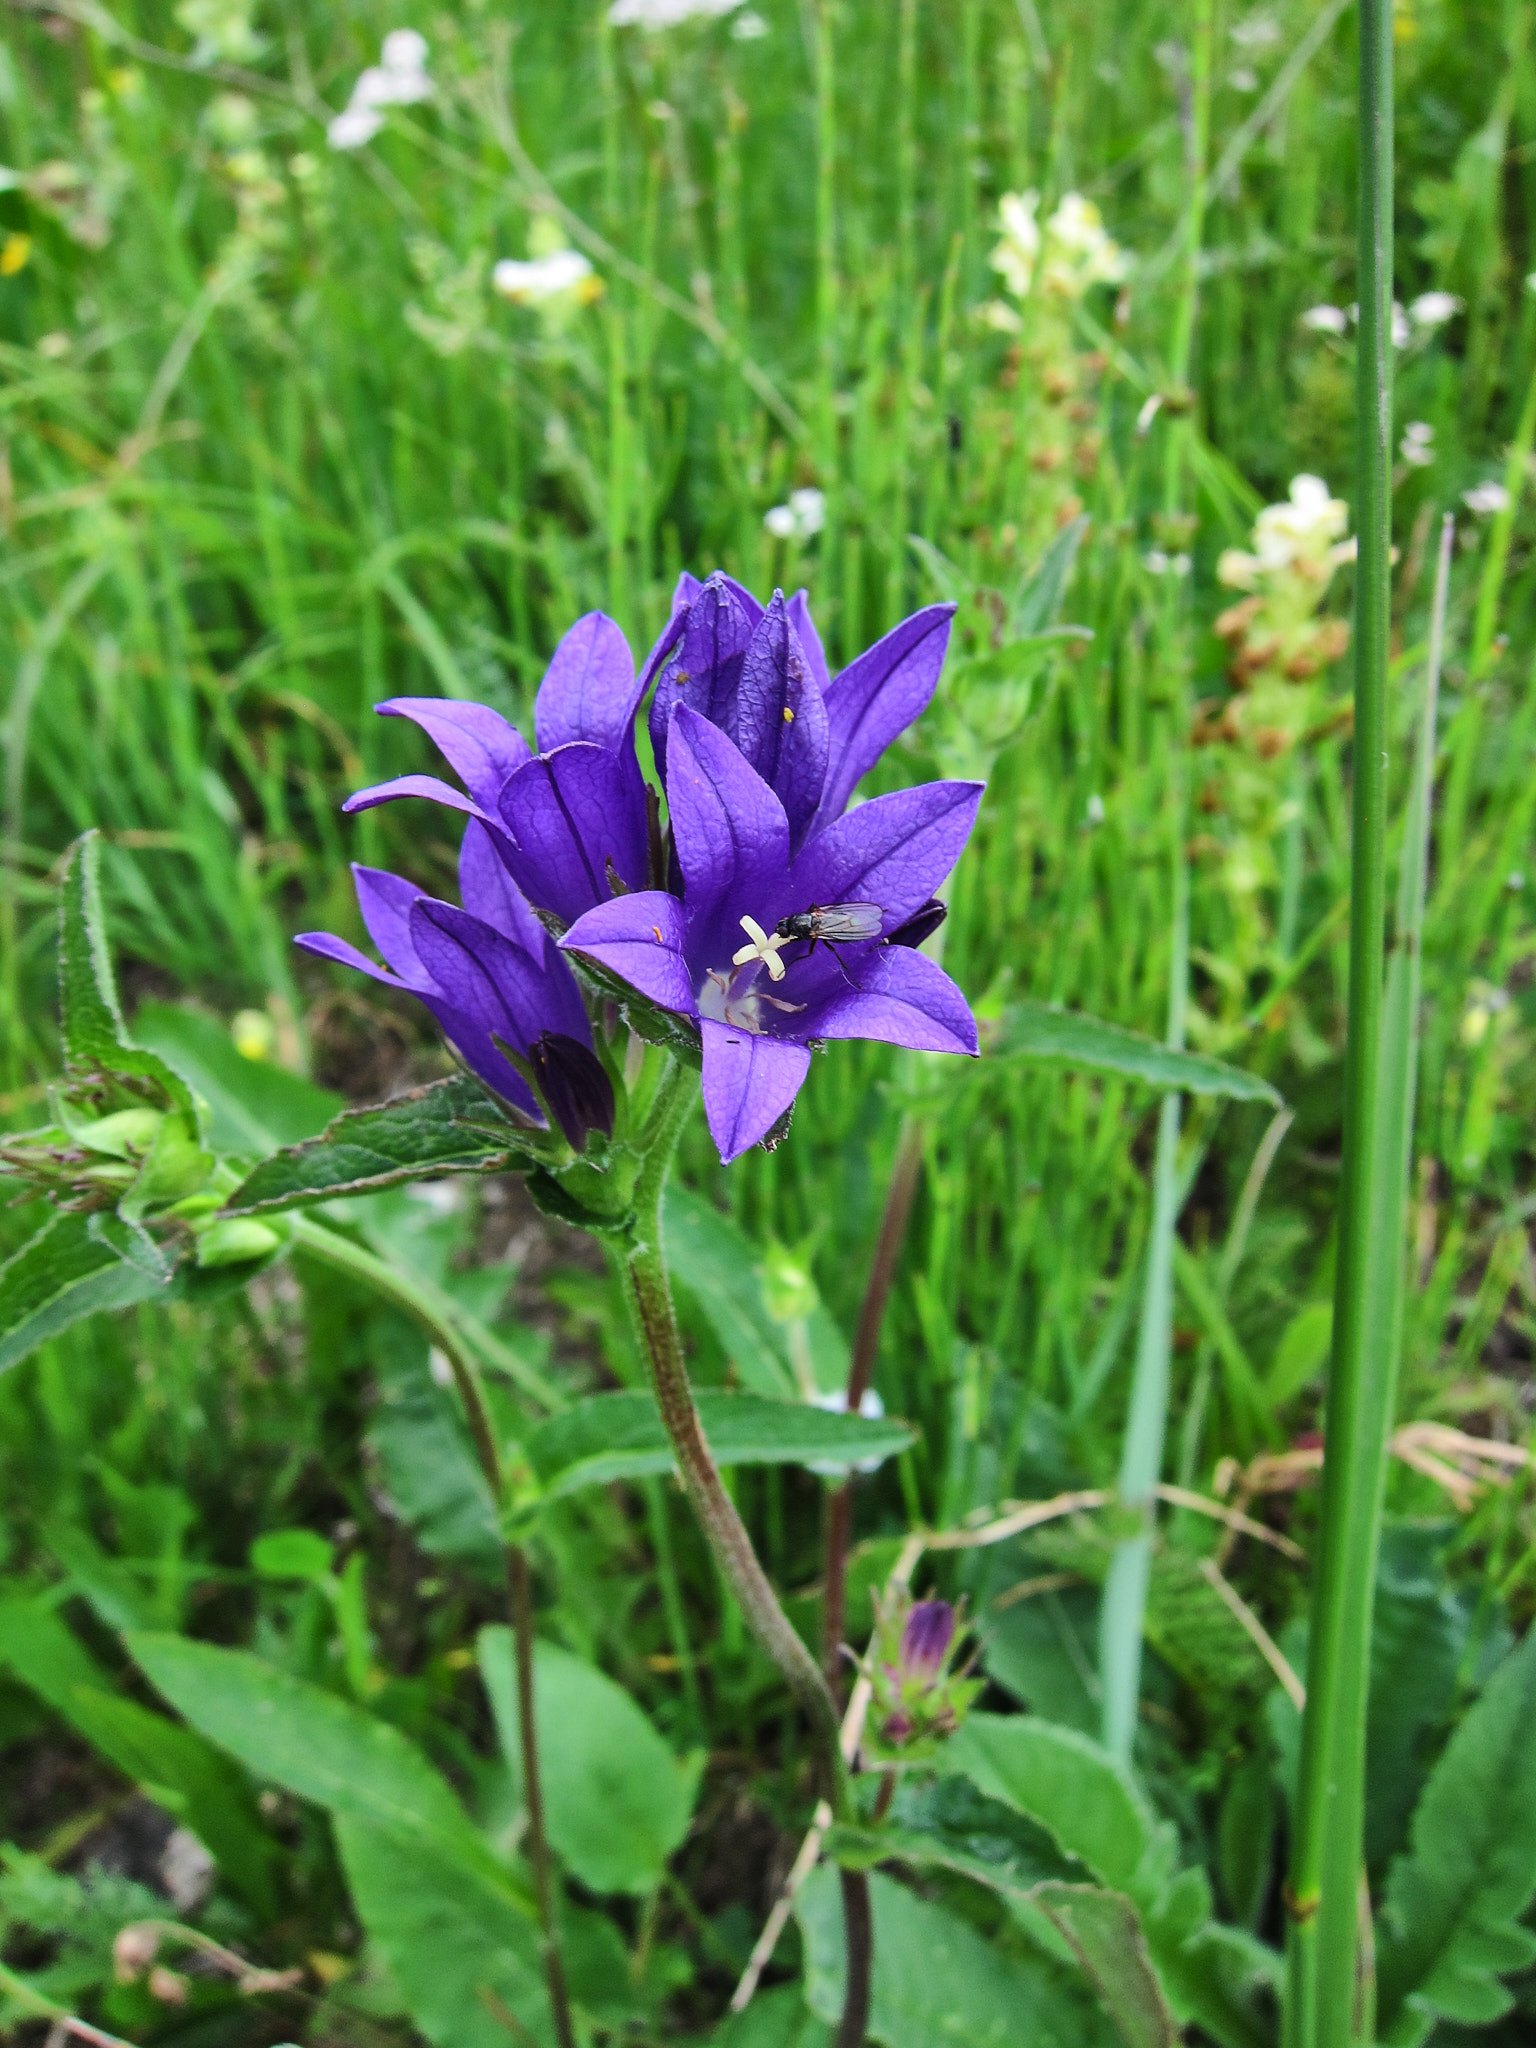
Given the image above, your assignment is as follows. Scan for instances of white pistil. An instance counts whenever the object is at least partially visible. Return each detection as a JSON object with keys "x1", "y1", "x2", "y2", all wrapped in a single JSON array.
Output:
[{"x1": 732, "y1": 914, "x2": 788, "y2": 982}]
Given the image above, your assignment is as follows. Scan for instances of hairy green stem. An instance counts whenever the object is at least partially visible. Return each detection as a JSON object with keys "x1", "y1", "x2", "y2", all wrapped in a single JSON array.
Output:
[
  {"x1": 1283, "y1": 2, "x2": 1395, "y2": 2039},
  {"x1": 289, "y1": 1214, "x2": 577, "y2": 2048},
  {"x1": 615, "y1": 1058, "x2": 869, "y2": 2044}
]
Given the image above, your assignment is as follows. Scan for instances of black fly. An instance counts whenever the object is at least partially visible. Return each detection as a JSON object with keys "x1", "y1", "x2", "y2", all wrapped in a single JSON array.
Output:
[{"x1": 773, "y1": 902, "x2": 882, "y2": 986}]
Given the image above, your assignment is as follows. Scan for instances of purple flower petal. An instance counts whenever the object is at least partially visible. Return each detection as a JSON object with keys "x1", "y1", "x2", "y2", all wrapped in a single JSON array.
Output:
[
  {"x1": 792, "y1": 780, "x2": 983, "y2": 930},
  {"x1": 787, "y1": 590, "x2": 831, "y2": 697},
  {"x1": 665, "y1": 707, "x2": 790, "y2": 945},
  {"x1": 294, "y1": 930, "x2": 408, "y2": 987},
  {"x1": 376, "y1": 699, "x2": 532, "y2": 811},
  {"x1": 342, "y1": 773, "x2": 494, "y2": 824},
  {"x1": 798, "y1": 944, "x2": 978, "y2": 1056},
  {"x1": 900, "y1": 1600, "x2": 956, "y2": 1681},
  {"x1": 410, "y1": 899, "x2": 590, "y2": 1050},
  {"x1": 700, "y1": 1018, "x2": 811, "y2": 1163},
  {"x1": 647, "y1": 575, "x2": 756, "y2": 778},
  {"x1": 734, "y1": 592, "x2": 830, "y2": 851},
  {"x1": 560, "y1": 891, "x2": 697, "y2": 1015},
  {"x1": 497, "y1": 742, "x2": 650, "y2": 927},
  {"x1": 458, "y1": 819, "x2": 549, "y2": 957},
  {"x1": 534, "y1": 612, "x2": 641, "y2": 754},
  {"x1": 812, "y1": 605, "x2": 956, "y2": 830},
  {"x1": 352, "y1": 865, "x2": 429, "y2": 982},
  {"x1": 528, "y1": 1033, "x2": 615, "y2": 1149}
]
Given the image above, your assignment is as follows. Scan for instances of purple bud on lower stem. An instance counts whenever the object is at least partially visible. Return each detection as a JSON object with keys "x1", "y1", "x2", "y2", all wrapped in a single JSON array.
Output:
[{"x1": 900, "y1": 1599, "x2": 955, "y2": 1682}]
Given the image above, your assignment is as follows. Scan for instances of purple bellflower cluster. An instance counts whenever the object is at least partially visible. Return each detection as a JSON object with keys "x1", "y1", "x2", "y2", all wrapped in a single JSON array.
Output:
[{"x1": 300, "y1": 573, "x2": 983, "y2": 1162}]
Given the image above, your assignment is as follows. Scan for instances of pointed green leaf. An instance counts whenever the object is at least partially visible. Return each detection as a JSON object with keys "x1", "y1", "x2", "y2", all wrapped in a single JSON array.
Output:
[
  {"x1": 524, "y1": 1389, "x2": 913, "y2": 1498},
  {"x1": 1031, "y1": 1883, "x2": 1178, "y2": 2048},
  {"x1": 479, "y1": 1630, "x2": 703, "y2": 1895},
  {"x1": 56, "y1": 833, "x2": 192, "y2": 1113},
  {"x1": 224, "y1": 1074, "x2": 527, "y2": 1212},
  {"x1": 1377, "y1": 1626, "x2": 1536, "y2": 2035},
  {"x1": 0, "y1": 1212, "x2": 166, "y2": 1376},
  {"x1": 991, "y1": 1002, "x2": 1281, "y2": 1103},
  {"x1": 127, "y1": 1632, "x2": 494, "y2": 1873}
]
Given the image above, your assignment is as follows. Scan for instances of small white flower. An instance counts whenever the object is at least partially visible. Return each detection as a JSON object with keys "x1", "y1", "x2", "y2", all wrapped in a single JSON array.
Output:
[
  {"x1": 1300, "y1": 303, "x2": 1348, "y2": 335},
  {"x1": 1409, "y1": 290, "x2": 1461, "y2": 328},
  {"x1": 1085, "y1": 793, "x2": 1106, "y2": 826},
  {"x1": 1230, "y1": 65, "x2": 1258, "y2": 90},
  {"x1": 608, "y1": 0, "x2": 743, "y2": 26},
  {"x1": 493, "y1": 249, "x2": 596, "y2": 302},
  {"x1": 328, "y1": 104, "x2": 384, "y2": 150},
  {"x1": 763, "y1": 486, "x2": 825, "y2": 543},
  {"x1": 1231, "y1": 13, "x2": 1281, "y2": 49},
  {"x1": 1399, "y1": 420, "x2": 1435, "y2": 468},
  {"x1": 381, "y1": 28, "x2": 428, "y2": 71},
  {"x1": 806, "y1": 1386, "x2": 887, "y2": 1476},
  {"x1": 1462, "y1": 481, "x2": 1511, "y2": 517},
  {"x1": 1392, "y1": 301, "x2": 1410, "y2": 348},
  {"x1": 1144, "y1": 549, "x2": 1191, "y2": 577},
  {"x1": 731, "y1": 8, "x2": 769, "y2": 34}
]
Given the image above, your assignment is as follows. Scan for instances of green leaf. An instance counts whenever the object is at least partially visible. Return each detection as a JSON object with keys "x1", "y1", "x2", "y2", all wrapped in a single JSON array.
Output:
[
  {"x1": 709, "y1": 1985, "x2": 832, "y2": 2046},
  {"x1": 663, "y1": 1184, "x2": 795, "y2": 1396},
  {"x1": 479, "y1": 1629, "x2": 703, "y2": 1895},
  {"x1": 368, "y1": 1338, "x2": 502, "y2": 1581},
  {"x1": 1011, "y1": 514, "x2": 1089, "y2": 636},
  {"x1": 0, "y1": 1211, "x2": 166, "y2": 1376},
  {"x1": 1030, "y1": 1884, "x2": 1178, "y2": 2048},
  {"x1": 1376, "y1": 1624, "x2": 1536, "y2": 2037},
  {"x1": 127, "y1": 1632, "x2": 493, "y2": 1871},
  {"x1": 796, "y1": 1865, "x2": 1112, "y2": 2046},
  {"x1": 335, "y1": 1815, "x2": 553, "y2": 2048},
  {"x1": 0, "y1": 1600, "x2": 278, "y2": 1918},
  {"x1": 249, "y1": 1528, "x2": 334, "y2": 1582},
  {"x1": 524, "y1": 1390, "x2": 914, "y2": 1498},
  {"x1": 224, "y1": 1074, "x2": 525, "y2": 1214},
  {"x1": 991, "y1": 1002, "x2": 1281, "y2": 1104},
  {"x1": 1266, "y1": 1298, "x2": 1332, "y2": 1405},
  {"x1": 947, "y1": 1714, "x2": 1167, "y2": 1902},
  {"x1": 132, "y1": 1002, "x2": 341, "y2": 1156},
  {"x1": 55, "y1": 833, "x2": 192, "y2": 1114}
]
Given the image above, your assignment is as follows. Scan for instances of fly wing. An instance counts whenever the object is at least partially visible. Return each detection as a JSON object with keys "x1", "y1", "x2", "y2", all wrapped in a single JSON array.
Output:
[{"x1": 818, "y1": 902, "x2": 884, "y2": 940}]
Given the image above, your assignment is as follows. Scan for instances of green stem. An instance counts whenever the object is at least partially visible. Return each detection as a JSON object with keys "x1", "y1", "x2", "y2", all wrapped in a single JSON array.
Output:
[
  {"x1": 614, "y1": 1057, "x2": 868, "y2": 2044},
  {"x1": 289, "y1": 1214, "x2": 577, "y2": 2048},
  {"x1": 1284, "y1": 3, "x2": 1394, "y2": 2041}
]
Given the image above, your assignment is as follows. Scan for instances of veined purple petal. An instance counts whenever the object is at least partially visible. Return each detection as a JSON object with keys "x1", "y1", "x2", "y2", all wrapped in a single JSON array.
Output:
[
  {"x1": 342, "y1": 773, "x2": 494, "y2": 825},
  {"x1": 295, "y1": 930, "x2": 408, "y2": 988},
  {"x1": 458, "y1": 819, "x2": 549, "y2": 957},
  {"x1": 812, "y1": 604, "x2": 956, "y2": 830},
  {"x1": 735, "y1": 592, "x2": 830, "y2": 851},
  {"x1": 376, "y1": 699, "x2": 532, "y2": 812},
  {"x1": 700, "y1": 1018, "x2": 811, "y2": 1163},
  {"x1": 792, "y1": 780, "x2": 983, "y2": 931},
  {"x1": 900, "y1": 1600, "x2": 956, "y2": 1681},
  {"x1": 560, "y1": 891, "x2": 696, "y2": 1015},
  {"x1": 788, "y1": 589, "x2": 831, "y2": 697},
  {"x1": 497, "y1": 743, "x2": 650, "y2": 927},
  {"x1": 797, "y1": 944, "x2": 978, "y2": 1056},
  {"x1": 648, "y1": 575, "x2": 755, "y2": 778},
  {"x1": 534, "y1": 612, "x2": 641, "y2": 754},
  {"x1": 409, "y1": 900, "x2": 590, "y2": 1052},
  {"x1": 353, "y1": 865, "x2": 429, "y2": 983},
  {"x1": 666, "y1": 707, "x2": 790, "y2": 944}
]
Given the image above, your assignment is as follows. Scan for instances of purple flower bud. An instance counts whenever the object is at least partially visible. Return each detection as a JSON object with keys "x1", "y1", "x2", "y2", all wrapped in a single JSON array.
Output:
[
  {"x1": 886, "y1": 896, "x2": 948, "y2": 949},
  {"x1": 899, "y1": 1599, "x2": 955, "y2": 1682},
  {"x1": 529, "y1": 1031, "x2": 615, "y2": 1150}
]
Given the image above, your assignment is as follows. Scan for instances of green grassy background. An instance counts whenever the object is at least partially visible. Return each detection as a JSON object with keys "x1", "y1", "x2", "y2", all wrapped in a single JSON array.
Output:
[{"x1": 1, "y1": 0, "x2": 1534, "y2": 2038}]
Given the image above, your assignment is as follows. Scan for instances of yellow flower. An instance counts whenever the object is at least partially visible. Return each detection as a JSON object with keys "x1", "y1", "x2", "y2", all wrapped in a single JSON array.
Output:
[{"x1": 0, "y1": 232, "x2": 31, "y2": 277}]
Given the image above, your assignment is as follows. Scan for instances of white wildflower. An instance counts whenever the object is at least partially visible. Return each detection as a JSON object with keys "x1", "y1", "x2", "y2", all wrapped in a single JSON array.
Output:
[
  {"x1": 806, "y1": 1386, "x2": 887, "y2": 1476},
  {"x1": 1229, "y1": 66, "x2": 1258, "y2": 90},
  {"x1": 764, "y1": 486, "x2": 825, "y2": 543},
  {"x1": 1300, "y1": 303, "x2": 1348, "y2": 335},
  {"x1": 1219, "y1": 474, "x2": 1351, "y2": 589},
  {"x1": 1085, "y1": 793, "x2": 1106, "y2": 827},
  {"x1": 1230, "y1": 13, "x2": 1282, "y2": 49},
  {"x1": 609, "y1": 0, "x2": 744, "y2": 26},
  {"x1": 990, "y1": 188, "x2": 1125, "y2": 304},
  {"x1": 493, "y1": 249, "x2": 598, "y2": 303},
  {"x1": 1144, "y1": 549, "x2": 1191, "y2": 577},
  {"x1": 328, "y1": 30, "x2": 432, "y2": 150},
  {"x1": 1462, "y1": 481, "x2": 1511, "y2": 517},
  {"x1": 1408, "y1": 290, "x2": 1461, "y2": 329},
  {"x1": 732, "y1": 8, "x2": 769, "y2": 34},
  {"x1": 1399, "y1": 420, "x2": 1435, "y2": 469}
]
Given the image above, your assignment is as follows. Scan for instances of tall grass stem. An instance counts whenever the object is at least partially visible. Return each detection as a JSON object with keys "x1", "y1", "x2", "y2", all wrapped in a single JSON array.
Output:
[{"x1": 1283, "y1": 1, "x2": 1395, "y2": 2037}]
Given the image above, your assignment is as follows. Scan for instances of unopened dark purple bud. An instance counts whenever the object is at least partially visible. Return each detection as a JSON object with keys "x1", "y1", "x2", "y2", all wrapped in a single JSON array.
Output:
[
  {"x1": 900, "y1": 1599, "x2": 955, "y2": 1681},
  {"x1": 529, "y1": 1033, "x2": 615, "y2": 1151},
  {"x1": 886, "y1": 897, "x2": 947, "y2": 950}
]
